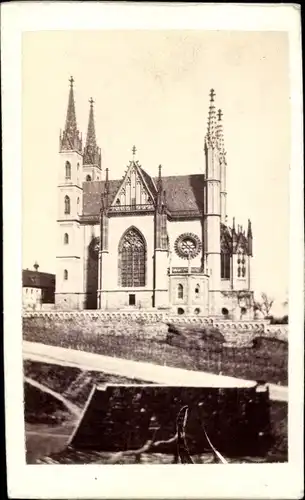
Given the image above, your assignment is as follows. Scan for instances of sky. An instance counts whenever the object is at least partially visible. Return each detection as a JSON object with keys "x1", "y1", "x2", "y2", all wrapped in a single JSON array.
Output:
[{"x1": 22, "y1": 30, "x2": 290, "y2": 307}]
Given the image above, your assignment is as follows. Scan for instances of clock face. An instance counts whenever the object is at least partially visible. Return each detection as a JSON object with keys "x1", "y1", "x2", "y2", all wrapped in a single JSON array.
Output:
[{"x1": 174, "y1": 233, "x2": 202, "y2": 260}]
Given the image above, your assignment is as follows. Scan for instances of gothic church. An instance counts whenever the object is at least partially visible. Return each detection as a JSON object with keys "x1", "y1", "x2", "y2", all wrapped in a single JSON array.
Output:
[{"x1": 56, "y1": 78, "x2": 254, "y2": 318}]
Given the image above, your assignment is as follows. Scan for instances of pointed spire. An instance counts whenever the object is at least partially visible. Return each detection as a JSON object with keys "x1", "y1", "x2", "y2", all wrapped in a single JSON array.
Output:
[
  {"x1": 247, "y1": 219, "x2": 253, "y2": 256},
  {"x1": 83, "y1": 97, "x2": 101, "y2": 168},
  {"x1": 157, "y1": 164, "x2": 163, "y2": 192},
  {"x1": 103, "y1": 168, "x2": 110, "y2": 209},
  {"x1": 247, "y1": 219, "x2": 252, "y2": 238},
  {"x1": 86, "y1": 98, "x2": 97, "y2": 148},
  {"x1": 60, "y1": 77, "x2": 82, "y2": 153},
  {"x1": 205, "y1": 89, "x2": 217, "y2": 149},
  {"x1": 216, "y1": 108, "x2": 226, "y2": 163}
]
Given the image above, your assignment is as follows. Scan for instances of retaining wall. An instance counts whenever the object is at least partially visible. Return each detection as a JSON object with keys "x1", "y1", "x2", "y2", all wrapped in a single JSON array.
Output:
[{"x1": 23, "y1": 311, "x2": 288, "y2": 345}]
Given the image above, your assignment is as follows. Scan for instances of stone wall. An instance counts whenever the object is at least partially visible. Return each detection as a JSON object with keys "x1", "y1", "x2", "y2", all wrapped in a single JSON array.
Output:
[{"x1": 23, "y1": 310, "x2": 288, "y2": 345}]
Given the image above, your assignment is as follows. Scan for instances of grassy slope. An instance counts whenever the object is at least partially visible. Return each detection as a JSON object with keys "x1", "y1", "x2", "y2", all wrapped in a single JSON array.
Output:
[{"x1": 24, "y1": 325, "x2": 288, "y2": 384}]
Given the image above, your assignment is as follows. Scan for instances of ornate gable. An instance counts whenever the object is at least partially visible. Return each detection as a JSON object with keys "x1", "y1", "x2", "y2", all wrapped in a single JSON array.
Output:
[{"x1": 111, "y1": 155, "x2": 156, "y2": 211}]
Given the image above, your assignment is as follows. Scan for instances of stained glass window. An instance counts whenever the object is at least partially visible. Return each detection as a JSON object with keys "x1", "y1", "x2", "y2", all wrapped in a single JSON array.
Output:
[
  {"x1": 119, "y1": 228, "x2": 146, "y2": 287},
  {"x1": 221, "y1": 252, "x2": 230, "y2": 279}
]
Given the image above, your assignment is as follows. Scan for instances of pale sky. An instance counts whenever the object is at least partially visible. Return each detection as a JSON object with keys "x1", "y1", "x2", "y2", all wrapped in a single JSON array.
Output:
[{"x1": 22, "y1": 30, "x2": 290, "y2": 305}]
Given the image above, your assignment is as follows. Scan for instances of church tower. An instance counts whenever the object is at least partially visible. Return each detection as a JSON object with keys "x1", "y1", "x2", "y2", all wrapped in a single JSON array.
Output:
[
  {"x1": 55, "y1": 77, "x2": 84, "y2": 310},
  {"x1": 216, "y1": 108, "x2": 227, "y2": 224},
  {"x1": 204, "y1": 89, "x2": 221, "y2": 314},
  {"x1": 83, "y1": 98, "x2": 102, "y2": 182}
]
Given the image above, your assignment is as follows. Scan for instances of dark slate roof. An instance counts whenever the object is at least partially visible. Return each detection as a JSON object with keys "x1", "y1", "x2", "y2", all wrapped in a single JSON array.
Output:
[
  {"x1": 83, "y1": 174, "x2": 205, "y2": 216},
  {"x1": 156, "y1": 174, "x2": 205, "y2": 213},
  {"x1": 138, "y1": 166, "x2": 157, "y2": 197},
  {"x1": 23, "y1": 270, "x2": 55, "y2": 289},
  {"x1": 83, "y1": 180, "x2": 121, "y2": 216}
]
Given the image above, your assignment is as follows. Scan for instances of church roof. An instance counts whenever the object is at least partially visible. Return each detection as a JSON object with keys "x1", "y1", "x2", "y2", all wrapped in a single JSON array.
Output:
[
  {"x1": 23, "y1": 270, "x2": 55, "y2": 289},
  {"x1": 154, "y1": 174, "x2": 205, "y2": 213},
  {"x1": 83, "y1": 180, "x2": 121, "y2": 216},
  {"x1": 82, "y1": 174, "x2": 205, "y2": 217}
]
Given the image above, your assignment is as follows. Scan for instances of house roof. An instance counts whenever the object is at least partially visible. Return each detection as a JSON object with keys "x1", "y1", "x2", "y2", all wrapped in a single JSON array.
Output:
[
  {"x1": 23, "y1": 270, "x2": 55, "y2": 289},
  {"x1": 83, "y1": 174, "x2": 205, "y2": 216}
]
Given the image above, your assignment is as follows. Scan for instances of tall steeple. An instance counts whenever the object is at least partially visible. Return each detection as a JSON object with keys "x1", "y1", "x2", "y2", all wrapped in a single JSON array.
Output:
[
  {"x1": 216, "y1": 108, "x2": 228, "y2": 224},
  {"x1": 60, "y1": 77, "x2": 82, "y2": 154},
  {"x1": 204, "y1": 88, "x2": 221, "y2": 314},
  {"x1": 216, "y1": 109, "x2": 226, "y2": 161},
  {"x1": 205, "y1": 88, "x2": 217, "y2": 149},
  {"x1": 83, "y1": 97, "x2": 101, "y2": 168}
]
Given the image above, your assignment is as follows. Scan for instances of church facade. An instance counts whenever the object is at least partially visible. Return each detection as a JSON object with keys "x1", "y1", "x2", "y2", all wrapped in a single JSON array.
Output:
[{"x1": 55, "y1": 78, "x2": 254, "y2": 318}]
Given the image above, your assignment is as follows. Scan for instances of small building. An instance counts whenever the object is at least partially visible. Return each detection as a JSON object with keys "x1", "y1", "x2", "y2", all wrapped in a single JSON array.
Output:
[{"x1": 23, "y1": 263, "x2": 55, "y2": 310}]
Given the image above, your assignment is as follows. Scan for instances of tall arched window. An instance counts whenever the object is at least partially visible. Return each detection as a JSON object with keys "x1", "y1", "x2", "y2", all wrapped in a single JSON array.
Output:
[
  {"x1": 64, "y1": 269, "x2": 68, "y2": 280},
  {"x1": 177, "y1": 284, "x2": 184, "y2": 299},
  {"x1": 86, "y1": 175, "x2": 92, "y2": 181},
  {"x1": 119, "y1": 228, "x2": 146, "y2": 287},
  {"x1": 65, "y1": 161, "x2": 71, "y2": 180},
  {"x1": 221, "y1": 252, "x2": 230, "y2": 279},
  {"x1": 64, "y1": 195, "x2": 70, "y2": 214},
  {"x1": 64, "y1": 233, "x2": 69, "y2": 244}
]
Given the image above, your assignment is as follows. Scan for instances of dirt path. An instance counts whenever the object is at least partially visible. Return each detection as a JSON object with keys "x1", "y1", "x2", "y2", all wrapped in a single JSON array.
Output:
[{"x1": 23, "y1": 341, "x2": 288, "y2": 402}]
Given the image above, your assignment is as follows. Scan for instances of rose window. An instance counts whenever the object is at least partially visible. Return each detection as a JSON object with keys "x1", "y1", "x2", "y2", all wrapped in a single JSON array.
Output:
[{"x1": 174, "y1": 233, "x2": 201, "y2": 260}]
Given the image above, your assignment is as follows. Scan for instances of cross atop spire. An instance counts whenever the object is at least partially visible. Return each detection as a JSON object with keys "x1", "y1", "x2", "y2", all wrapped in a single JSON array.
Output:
[
  {"x1": 60, "y1": 77, "x2": 82, "y2": 153},
  {"x1": 209, "y1": 88, "x2": 216, "y2": 102},
  {"x1": 218, "y1": 109, "x2": 223, "y2": 121},
  {"x1": 89, "y1": 97, "x2": 94, "y2": 106},
  {"x1": 132, "y1": 145, "x2": 137, "y2": 158}
]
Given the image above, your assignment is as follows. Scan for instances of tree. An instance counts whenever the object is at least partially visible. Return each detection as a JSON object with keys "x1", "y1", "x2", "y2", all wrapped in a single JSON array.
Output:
[{"x1": 254, "y1": 292, "x2": 274, "y2": 318}]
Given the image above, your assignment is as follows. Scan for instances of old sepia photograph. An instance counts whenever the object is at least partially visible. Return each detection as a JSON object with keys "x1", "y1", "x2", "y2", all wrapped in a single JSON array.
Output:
[
  {"x1": 21, "y1": 27, "x2": 290, "y2": 466},
  {"x1": 2, "y1": 2, "x2": 303, "y2": 499}
]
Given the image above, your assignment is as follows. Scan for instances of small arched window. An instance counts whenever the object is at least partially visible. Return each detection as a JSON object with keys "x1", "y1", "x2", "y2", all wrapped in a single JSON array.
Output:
[
  {"x1": 86, "y1": 175, "x2": 92, "y2": 181},
  {"x1": 65, "y1": 161, "x2": 71, "y2": 180},
  {"x1": 64, "y1": 195, "x2": 70, "y2": 214},
  {"x1": 177, "y1": 284, "x2": 184, "y2": 299},
  {"x1": 77, "y1": 197, "x2": 80, "y2": 214},
  {"x1": 195, "y1": 284, "x2": 200, "y2": 297},
  {"x1": 221, "y1": 252, "x2": 231, "y2": 279},
  {"x1": 116, "y1": 199, "x2": 121, "y2": 205},
  {"x1": 64, "y1": 233, "x2": 69, "y2": 244},
  {"x1": 64, "y1": 269, "x2": 68, "y2": 280},
  {"x1": 77, "y1": 162, "x2": 80, "y2": 170}
]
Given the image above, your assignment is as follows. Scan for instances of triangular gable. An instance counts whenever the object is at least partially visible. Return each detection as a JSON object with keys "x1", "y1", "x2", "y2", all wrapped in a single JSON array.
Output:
[
  {"x1": 111, "y1": 160, "x2": 156, "y2": 207},
  {"x1": 235, "y1": 233, "x2": 248, "y2": 254}
]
